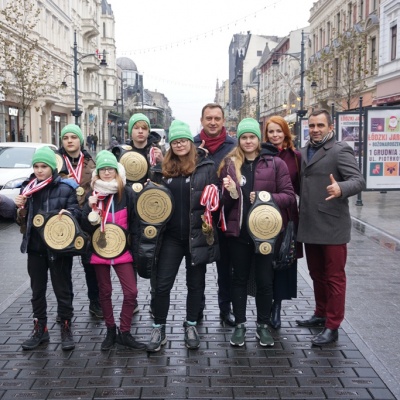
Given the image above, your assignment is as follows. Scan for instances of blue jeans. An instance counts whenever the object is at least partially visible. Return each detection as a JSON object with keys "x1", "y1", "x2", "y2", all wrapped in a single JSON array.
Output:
[
  {"x1": 229, "y1": 239, "x2": 274, "y2": 324},
  {"x1": 153, "y1": 234, "x2": 206, "y2": 325}
]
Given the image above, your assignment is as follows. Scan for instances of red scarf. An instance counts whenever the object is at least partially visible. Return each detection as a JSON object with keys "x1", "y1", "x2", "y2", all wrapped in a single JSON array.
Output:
[{"x1": 200, "y1": 127, "x2": 227, "y2": 155}]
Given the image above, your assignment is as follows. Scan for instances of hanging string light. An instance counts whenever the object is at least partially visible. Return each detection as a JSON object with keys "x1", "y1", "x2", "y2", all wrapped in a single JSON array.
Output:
[{"x1": 117, "y1": 2, "x2": 284, "y2": 57}]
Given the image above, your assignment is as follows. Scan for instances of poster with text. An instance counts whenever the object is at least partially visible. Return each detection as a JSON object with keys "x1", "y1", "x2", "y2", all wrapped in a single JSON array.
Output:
[
  {"x1": 300, "y1": 118, "x2": 309, "y2": 148},
  {"x1": 365, "y1": 107, "x2": 400, "y2": 190}
]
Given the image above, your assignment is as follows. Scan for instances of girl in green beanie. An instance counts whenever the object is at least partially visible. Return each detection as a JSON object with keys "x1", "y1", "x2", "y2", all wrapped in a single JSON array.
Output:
[
  {"x1": 81, "y1": 151, "x2": 145, "y2": 351},
  {"x1": 146, "y1": 120, "x2": 219, "y2": 353}
]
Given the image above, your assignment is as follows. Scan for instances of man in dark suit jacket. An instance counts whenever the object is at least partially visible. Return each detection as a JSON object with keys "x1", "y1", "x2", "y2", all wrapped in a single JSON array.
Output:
[{"x1": 296, "y1": 109, "x2": 365, "y2": 345}]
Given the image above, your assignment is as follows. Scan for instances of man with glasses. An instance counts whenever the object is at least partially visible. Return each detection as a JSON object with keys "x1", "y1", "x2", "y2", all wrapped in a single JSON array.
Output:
[{"x1": 193, "y1": 103, "x2": 237, "y2": 326}]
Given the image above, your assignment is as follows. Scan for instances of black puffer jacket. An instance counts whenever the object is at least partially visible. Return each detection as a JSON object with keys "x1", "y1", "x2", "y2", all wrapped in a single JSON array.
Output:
[
  {"x1": 17, "y1": 171, "x2": 81, "y2": 255},
  {"x1": 150, "y1": 150, "x2": 220, "y2": 266}
]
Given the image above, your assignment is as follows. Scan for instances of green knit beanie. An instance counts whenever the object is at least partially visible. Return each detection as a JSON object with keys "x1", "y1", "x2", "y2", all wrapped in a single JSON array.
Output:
[
  {"x1": 32, "y1": 146, "x2": 57, "y2": 171},
  {"x1": 128, "y1": 113, "x2": 151, "y2": 135},
  {"x1": 96, "y1": 150, "x2": 119, "y2": 173},
  {"x1": 168, "y1": 120, "x2": 193, "y2": 143},
  {"x1": 61, "y1": 124, "x2": 84, "y2": 145},
  {"x1": 237, "y1": 118, "x2": 261, "y2": 140}
]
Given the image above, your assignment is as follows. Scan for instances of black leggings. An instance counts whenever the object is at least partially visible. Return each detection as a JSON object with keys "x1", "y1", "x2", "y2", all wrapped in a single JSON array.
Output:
[{"x1": 228, "y1": 239, "x2": 274, "y2": 324}]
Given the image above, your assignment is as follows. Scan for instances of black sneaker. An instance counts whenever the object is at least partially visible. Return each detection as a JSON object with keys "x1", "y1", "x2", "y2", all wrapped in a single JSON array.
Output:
[
  {"x1": 183, "y1": 322, "x2": 200, "y2": 350},
  {"x1": 116, "y1": 329, "x2": 146, "y2": 350},
  {"x1": 101, "y1": 325, "x2": 117, "y2": 351},
  {"x1": 60, "y1": 320, "x2": 75, "y2": 351},
  {"x1": 22, "y1": 320, "x2": 50, "y2": 350},
  {"x1": 89, "y1": 300, "x2": 103, "y2": 318},
  {"x1": 147, "y1": 324, "x2": 167, "y2": 353}
]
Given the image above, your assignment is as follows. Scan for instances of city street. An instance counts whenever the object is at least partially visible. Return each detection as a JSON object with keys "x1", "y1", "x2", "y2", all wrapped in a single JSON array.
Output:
[{"x1": 0, "y1": 190, "x2": 399, "y2": 399}]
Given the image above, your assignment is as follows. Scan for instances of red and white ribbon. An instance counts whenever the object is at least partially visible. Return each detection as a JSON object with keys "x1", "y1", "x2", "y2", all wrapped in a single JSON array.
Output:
[
  {"x1": 92, "y1": 191, "x2": 114, "y2": 232},
  {"x1": 218, "y1": 186, "x2": 227, "y2": 232},
  {"x1": 200, "y1": 184, "x2": 219, "y2": 227},
  {"x1": 149, "y1": 147, "x2": 157, "y2": 166},
  {"x1": 63, "y1": 152, "x2": 84, "y2": 184},
  {"x1": 20, "y1": 177, "x2": 53, "y2": 207}
]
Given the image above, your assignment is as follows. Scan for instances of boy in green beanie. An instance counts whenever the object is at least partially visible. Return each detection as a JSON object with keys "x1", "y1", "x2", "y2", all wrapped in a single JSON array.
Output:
[
  {"x1": 58, "y1": 125, "x2": 102, "y2": 320},
  {"x1": 14, "y1": 146, "x2": 81, "y2": 351}
]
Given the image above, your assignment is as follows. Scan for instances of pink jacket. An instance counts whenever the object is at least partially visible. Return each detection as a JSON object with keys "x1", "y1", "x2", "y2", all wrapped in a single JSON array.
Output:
[{"x1": 90, "y1": 207, "x2": 133, "y2": 265}]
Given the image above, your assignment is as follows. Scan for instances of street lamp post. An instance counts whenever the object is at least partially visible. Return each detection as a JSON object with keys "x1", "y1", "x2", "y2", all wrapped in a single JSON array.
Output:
[
  {"x1": 272, "y1": 30, "x2": 307, "y2": 139},
  {"x1": 62, "y1": 31, "x2": 107, "y2": 126}
]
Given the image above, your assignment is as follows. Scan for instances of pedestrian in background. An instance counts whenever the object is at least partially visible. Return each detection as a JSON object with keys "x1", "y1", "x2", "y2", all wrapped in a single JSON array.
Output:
[
  {"x1": 264, "y1": 116, "x2": 303, "y2": 329},
  {"x1": 218, "y1": 118, "x2": 296, "y2": 347},
  {"x1": 58, "y1": 124, "x2": 102, "y2": 320},
  {"x1": 14, "y1": 147, "x2": 80, "y2": 351},
  {"x1": 81, "y1": 151, "x2": 146, "y2": 351},
  {"x1": 296, "y1": 109, "x2": 365, "y2": 345},
  {"x1": 92, "y1": 133, "x2": 98, "y2": 152},
  {"x1": 146, "y1": 120, "x2": 219, "y2": 352},
  {"x1": 193, "y1": 103, "x2": 237, "y2": 326}
]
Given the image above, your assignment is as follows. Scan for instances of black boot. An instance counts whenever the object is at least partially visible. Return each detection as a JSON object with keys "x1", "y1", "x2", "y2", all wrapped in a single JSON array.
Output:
[
  {"x1": 89, "y1": 299, "x2": 104, "y2": 318},
  {"x1": 22, "y1": 319, "x2": 50, "y2": 350},
  {"x1": 60, "y1": 320, "x2": 75, "y2": 351},
  {"x1": 116, "y1": 328, "x2": 146, "y2": 350},
  {"x1": 270, "y1": 301, "x2": 281, "y2": 329},
  {"x1": 101, "y1": 325, "x2": 117, "y2": 350}
]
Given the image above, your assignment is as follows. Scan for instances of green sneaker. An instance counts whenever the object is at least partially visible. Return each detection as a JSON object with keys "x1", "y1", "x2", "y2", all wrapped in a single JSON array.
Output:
[
  {"x1": 230, "y1": 323, "x2": 246, "y2": 346},
  {"x1": 256, "y1": 323, "x2": 274, "y2": 347}
]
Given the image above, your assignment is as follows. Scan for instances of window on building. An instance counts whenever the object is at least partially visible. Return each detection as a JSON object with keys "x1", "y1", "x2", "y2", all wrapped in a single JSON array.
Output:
[
  {"x1": 371, "y1": 37, "x2": 376, "y2": 72},
  {"x1": 372, "y1": 0, "x2": 377, "y2": 11},
  {"x1": 257, "y1": 50, "x2": 262, "y2": 56},
  {"x1": 337, "y1": 12, "x2": 341, "y2": 33},
  {"x1": 334, "y1": 58, "x2": 340, "y2": 88},
  {"x1": 360, "y1": 0, "x2": 364, "y2": 19},
  {"x1": 327, "y1": 22, "x2": 331, "y2": 42},
  {"x1": 103, "y1": 23, "x2": 106, "y2": 37},
  {"x1": 347, "y1": 3, "x2": 352, "y2": 29},
  {"x1": 103, "y1": 80, "x2": 107, "y2": 100},
  {"x1": 391, "y1": 25, "x2": 397, "y2": 61}
]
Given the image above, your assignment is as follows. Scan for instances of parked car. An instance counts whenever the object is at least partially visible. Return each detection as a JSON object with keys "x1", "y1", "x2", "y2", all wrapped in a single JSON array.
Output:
[{"x1": 0, "y1": 142, "x2": 58, "y2": 201}]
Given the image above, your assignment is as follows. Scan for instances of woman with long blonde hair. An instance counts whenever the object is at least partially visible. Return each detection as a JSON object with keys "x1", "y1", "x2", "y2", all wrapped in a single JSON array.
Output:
[
  {"x1": 218, "y1": 118, "x2": 296, "y2": 347},
  {"x1": 146, "y1": 120, "x2": 219, "y2": 353}
]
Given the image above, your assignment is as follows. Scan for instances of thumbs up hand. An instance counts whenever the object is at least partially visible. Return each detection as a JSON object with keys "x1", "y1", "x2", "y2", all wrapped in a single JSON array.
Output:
[
  {"x1": 223, "y1": 174, "x2": 239, "y2": 199},
  {"x1": 325, "y1": 174, "x2": 342, "y2": 201}
]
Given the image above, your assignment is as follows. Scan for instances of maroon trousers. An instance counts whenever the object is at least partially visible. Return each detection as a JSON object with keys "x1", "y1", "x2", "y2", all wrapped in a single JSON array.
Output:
[
  {"x1": 94, "y1": 262, "x2": 137, "y2": 332},
  {"x1": 304, "y1": 244, "x2": 347, "y2": 330}
]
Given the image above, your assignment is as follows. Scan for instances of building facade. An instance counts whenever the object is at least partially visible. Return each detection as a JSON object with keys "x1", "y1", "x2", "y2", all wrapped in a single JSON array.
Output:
[{"x1": 0, "y1": 0, "x2": 117, "y2": 149}]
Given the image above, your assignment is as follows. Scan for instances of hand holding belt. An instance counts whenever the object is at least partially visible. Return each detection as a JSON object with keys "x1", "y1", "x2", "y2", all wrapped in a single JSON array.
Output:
[
  {"x1": 247, "y1": 191, "x2": 283, "y2": 255},
  {"x1": 33, "y1": 210, "x2": 90, "y2": 256}
]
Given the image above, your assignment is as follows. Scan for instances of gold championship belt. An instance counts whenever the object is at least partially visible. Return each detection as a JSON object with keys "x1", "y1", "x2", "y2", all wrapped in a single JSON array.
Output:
[
  {"x1": 247, "y1": 191, "x2": 283, "y2": 255},
  {"x1": 112, "y1": 145, "x2": 148, "y2": 182},
  {"x1": 135, "y1": 181, "x2": 174, "y2": 278},
  {"x1": 33, "y1": 211, "x2": 90, "y2": 256},
  {"x1": 92, "y1": 223, "x2": 129, "y2": 259}
]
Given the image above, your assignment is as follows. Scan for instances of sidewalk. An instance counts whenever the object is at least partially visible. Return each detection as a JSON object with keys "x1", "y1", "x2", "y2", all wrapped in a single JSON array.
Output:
[{"x1": 0, "y1": 190, "x2": 398, "y2": 399}]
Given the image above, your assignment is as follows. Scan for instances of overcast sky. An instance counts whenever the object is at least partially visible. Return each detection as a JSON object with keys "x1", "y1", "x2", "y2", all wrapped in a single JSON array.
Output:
[{"x1": 113, "y1": 0, "x2": 315, "y2": 134}]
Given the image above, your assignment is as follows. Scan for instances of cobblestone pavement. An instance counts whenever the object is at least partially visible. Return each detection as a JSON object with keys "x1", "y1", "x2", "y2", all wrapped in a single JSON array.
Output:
[{"x1": 0, "y1": 190, "x2": 399, "y2": 399}]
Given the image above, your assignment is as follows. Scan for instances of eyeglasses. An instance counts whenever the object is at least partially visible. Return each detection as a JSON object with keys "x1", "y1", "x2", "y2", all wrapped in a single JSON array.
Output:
[
  {"x1": 171, "y1": 139, "x2": 189, "y2": 147},
  {"x1": 98, "y1": 167, "x2": 116, "y2": 173}
]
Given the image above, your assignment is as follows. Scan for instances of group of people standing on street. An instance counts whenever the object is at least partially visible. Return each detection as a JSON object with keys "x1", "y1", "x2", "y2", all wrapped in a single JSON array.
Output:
[
  {"x1": 86, "y1": 133, "x2": 98, "y2": 152},
  {"x1": 11, "y1": 103, "x2": 365, "y2": 352}
]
